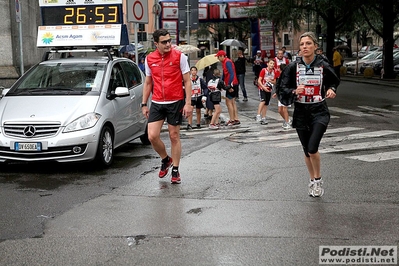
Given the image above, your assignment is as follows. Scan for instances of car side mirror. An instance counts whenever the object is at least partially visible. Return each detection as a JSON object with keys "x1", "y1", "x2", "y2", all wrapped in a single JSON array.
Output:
[
  {"x1": 107, "y1": 86, "x2": 129, "y2": 100},
  {"x1": 114, "y1": 87, "x2": 129, "y2": 97}
]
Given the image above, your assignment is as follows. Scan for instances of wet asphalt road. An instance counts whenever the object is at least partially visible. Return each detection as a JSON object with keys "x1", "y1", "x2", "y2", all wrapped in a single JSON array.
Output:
[{"x1": 1, "y1": 68, "x2": 399, "y2": 265}]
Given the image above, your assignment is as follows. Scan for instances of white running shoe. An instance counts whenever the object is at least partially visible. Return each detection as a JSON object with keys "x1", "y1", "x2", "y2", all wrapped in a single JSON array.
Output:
[
  {"x1": 255, "y1": 115, "x2": 261, "y2": 122},
  {"x1": 208, "y1": 124, "x2": 219, "y2": 130},
  {"x1": 308, "y1": 180, "x2": 315, "y2": 197},
  {"x1": 309, "y1": 179, "x2": 324, "y2": 197},
  {"x1": 313, "y1": 179, "x2": 324, "y2": 197},
  {"x1": 282, "y1": 121, "x2": 291, "y2": 130},
  {"x1": 260, "y1": 117, "x2": 268, "y2": 125}
]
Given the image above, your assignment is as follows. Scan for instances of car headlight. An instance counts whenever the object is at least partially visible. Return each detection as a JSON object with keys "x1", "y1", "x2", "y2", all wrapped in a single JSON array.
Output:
[{"x1": 64, "y1": 113, "x2": 102, "y2": 133}]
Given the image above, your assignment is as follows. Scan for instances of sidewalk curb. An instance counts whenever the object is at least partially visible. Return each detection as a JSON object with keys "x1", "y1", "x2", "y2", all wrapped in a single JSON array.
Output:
[{"x1": 340, "y1": 75, "x2": 399, "y2": 88}]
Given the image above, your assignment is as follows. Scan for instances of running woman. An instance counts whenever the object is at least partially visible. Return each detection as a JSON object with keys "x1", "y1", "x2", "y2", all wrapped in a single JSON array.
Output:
[{"x1": 277, "y1": 32, "x2": 340, "y2": 197}]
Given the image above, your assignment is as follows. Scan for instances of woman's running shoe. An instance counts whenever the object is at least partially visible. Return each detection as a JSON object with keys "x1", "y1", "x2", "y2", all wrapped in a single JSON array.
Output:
[{"x1": 308, "y1": 178, "x2": 324, "y2": 197}]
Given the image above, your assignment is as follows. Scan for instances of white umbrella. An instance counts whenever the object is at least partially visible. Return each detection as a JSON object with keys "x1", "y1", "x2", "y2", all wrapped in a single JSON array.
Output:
[
  {"x1": 220, "y1": 39, "x2": 247, "y2": 48},
  {"x1": 174, "y1": 44, "x2": 201, "y2": 54},
  {"x1": 195, "y1": 54, "x2": 219, "y2": 71}
]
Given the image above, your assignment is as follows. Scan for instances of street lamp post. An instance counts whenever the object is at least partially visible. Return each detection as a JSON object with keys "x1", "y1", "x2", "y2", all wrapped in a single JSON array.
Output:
[
  {"x1": 306, "y1": 2, "x2": 310, "y2": 32},
  {"x1": 289, "y1": 21, "x2": 294, "y2": 57}
]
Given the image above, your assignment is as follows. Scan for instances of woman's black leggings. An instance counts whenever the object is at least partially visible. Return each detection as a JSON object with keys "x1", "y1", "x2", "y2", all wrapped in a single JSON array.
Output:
[{"x1": 296, "y1": 123, "x2": 327, "y2": 157}]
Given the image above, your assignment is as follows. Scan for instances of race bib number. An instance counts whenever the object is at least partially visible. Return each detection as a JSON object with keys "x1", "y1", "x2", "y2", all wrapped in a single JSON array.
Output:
[
  {"x1": 207, "y1": 79, "x2": 218, "y2": 91},
  {"x1": 296, "y1": 64, "x2": 324, "y2": 103},
  {"x1": 305, "y1": 87, "x2": 315, "y2": 95},
  {"x1": 192, "y1": 84, "x2": 201, "y2": 96}
]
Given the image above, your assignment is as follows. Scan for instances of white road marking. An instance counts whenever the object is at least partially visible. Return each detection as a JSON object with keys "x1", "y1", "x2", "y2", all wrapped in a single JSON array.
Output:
[
  {"x1": 180, "y1": 103, "x2": 399, "y2": 162},
  {"x1": 319, "y1": 139, "x2": 399, "y2": 153},
  {"x1": 328, "y1": 106, "x2": 374, "y2": 117},
  {"x1": 269, "y1": 127, "x2": 365, "y2": 147},
  {"x1": 358, "y1": 105, "x2": 398, "y2": 113},
  {"x1": 347, "y1": 150, "x2": 399, "y2": 162},
  {"x1": 322, "y1": 130, "x2": 399, "y2": 143},
  {"x1": 263, "y1": 110, "x2": 283, "y2": 121}
]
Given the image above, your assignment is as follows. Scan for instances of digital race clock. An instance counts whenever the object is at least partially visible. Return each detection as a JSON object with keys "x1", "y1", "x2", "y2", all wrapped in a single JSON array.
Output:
[
  {"x1": 41, "y1": 5, "x2": 122, "y2": 25},
  {"x1": 37, "y1": 0, "x2": 126, "y2": 47}
]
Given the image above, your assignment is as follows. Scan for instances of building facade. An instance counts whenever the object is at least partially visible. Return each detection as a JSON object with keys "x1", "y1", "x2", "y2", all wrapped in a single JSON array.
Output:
[{"x1": 0, "y1": 0, "x2": 46, "y2": 87}]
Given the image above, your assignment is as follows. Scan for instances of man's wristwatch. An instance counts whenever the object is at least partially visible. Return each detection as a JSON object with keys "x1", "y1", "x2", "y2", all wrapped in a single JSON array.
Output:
[{"x1": 140, "y1": 103, "x2": 147, "y2": 107}]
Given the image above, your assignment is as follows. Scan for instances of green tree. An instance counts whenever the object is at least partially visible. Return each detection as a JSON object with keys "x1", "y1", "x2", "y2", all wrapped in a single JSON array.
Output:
[
  {"x1": 251, "y1": 0, "x2": 399, "y2": 78},
  {"x1": 251, "y1": 0, "x2": 363, "y2": 60},
  {"x1": 359, "y1": 0, "x2": 399, "y2": 78},
  {"x1": 195, "y1": 21, "x2": 250, "y2": 47}
]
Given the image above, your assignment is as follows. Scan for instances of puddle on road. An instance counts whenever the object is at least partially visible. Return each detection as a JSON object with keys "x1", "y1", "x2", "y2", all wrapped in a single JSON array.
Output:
[
  {"x1": 127, "y1": 235, "x2": 147, "y2": 246},
  {"x1": 186, "y1": 207, "x2": 203, "y2": 215},
  {"x1": 0, "y1": 153, "x2": 154, "y2": 190}
]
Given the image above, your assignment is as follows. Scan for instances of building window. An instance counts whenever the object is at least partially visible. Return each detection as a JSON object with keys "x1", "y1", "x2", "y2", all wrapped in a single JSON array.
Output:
[{"x1": 283, "y1": 33, "x2": 290, "y2": 47}]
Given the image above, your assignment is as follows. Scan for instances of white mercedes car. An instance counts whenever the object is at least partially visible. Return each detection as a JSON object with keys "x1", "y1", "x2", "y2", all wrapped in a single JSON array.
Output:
[{"x1": 0, "y1": 49, "x2": 150, "y2": 166}]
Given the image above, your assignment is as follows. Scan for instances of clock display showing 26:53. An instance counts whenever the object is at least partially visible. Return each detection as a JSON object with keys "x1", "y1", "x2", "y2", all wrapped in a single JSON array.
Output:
[{"x1": 41, "y1": 5, "x2": 121, "y2": 25}]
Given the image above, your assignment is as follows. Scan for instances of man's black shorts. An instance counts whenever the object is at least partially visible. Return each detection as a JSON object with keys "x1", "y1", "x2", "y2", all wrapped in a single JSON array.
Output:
[
  {"x1": 226, "y1": 84, "x2": 239, "y2": 99},
  {"x1": 148, "y1": 100, "x2": 184, "y2": 126}
]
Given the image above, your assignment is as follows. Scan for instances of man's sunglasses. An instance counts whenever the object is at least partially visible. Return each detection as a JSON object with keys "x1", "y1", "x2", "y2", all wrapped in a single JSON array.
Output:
[{"x1": 159, "y1": 39, "x2": 172, "y2": 45}]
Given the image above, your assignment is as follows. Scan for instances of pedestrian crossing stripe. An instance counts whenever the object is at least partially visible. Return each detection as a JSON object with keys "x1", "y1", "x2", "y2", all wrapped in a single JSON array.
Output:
[
  {"x1": 328, "y1": 107, "x2": 374, "y2": 117},
  {"x1": 319, "y1": 139, "x2": 399, "y2": 153},
  {"x1": 265, "y1": 127, "x2": 364, "y2": 146},
  {"x1": 270, "y1": 130, "x2": 399, "y2": 148},
  {"x1": 178, "y1": 104, "x2": 399, "y2": 161},
  {"x1": 347, "y1": 150, "x2": 399, "y2": 162},
  {"x1": 322, "y1": 130, "x2": 399, "y2": 143},
  {"x1": 358, "y1": 106, "x2": 398, "y2": 114},
  {"x1": 181, "y1": 127, "x2": 249, "y2": 136},
  {"x1": 227, "y1": 110, "x2": 285, "y2": 122},
  {"x1": 182, "y1": 125, "x2": 367, "y2": 141}
]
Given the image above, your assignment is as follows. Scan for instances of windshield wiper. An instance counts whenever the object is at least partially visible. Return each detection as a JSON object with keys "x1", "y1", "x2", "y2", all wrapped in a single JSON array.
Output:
[
  {"x1": 52, "y1": 87, "x2": 76, "y2": 91},
  {"x1": 10, "y1": 88, "x2": 50, "y2": 95},
  {"x1": 10, "y1": 87, "x2": 79, "y2": 95}
]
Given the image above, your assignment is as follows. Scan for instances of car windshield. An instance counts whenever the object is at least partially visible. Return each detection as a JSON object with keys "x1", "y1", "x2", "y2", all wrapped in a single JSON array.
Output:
[
  {"x1": 9, "y1": 62, "x2": 106, "y2": 96},
  {"x1": 362, "y1": 52, "x2": 381, "y2": 60}
]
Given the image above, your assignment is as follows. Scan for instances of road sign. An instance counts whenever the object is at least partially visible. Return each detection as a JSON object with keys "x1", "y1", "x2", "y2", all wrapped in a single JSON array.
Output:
[
  {"x1": 127, "y1": 0, "x2": 149, "y2": 23},
  {"x1": 178, "y1": 0, "x2": 198, "y2": 30}
]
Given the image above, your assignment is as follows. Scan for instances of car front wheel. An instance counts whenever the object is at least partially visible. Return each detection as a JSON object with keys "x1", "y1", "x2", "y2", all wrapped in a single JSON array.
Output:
[{"x1": 95, "y1": 125, "x2": 114, "y2": 167}]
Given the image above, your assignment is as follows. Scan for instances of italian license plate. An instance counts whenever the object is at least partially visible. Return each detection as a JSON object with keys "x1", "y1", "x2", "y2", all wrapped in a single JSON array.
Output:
[{"x1": 15, "y1": 142, "x2": 42, "y2": 151}]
